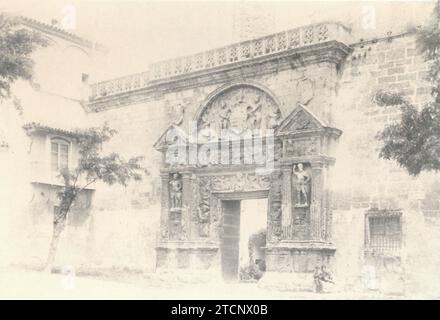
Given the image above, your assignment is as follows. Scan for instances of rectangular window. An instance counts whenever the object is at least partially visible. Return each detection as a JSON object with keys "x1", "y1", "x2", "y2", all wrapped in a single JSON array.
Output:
[
  {"x1": 60, "y1": 144, "x2": 69, "y2": 169},
  {"x1": 51, "y1": 142, "x2": 58, "y2": 171},
  {"x1": 51, "y1": 139, "x2": 69, "y2": 171},
  {"x1": 368, "y1": 214, "x2": 402, "y2": 254}
]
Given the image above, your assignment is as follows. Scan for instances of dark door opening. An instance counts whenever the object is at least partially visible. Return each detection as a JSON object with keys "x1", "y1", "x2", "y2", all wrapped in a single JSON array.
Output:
[{"x1": 221, "y1": 200, "x2": 241, "y2": 282}]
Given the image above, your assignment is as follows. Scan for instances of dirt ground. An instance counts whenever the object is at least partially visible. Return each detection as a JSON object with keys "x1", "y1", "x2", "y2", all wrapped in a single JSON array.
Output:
[{"x1": 0, "y1": 266, "x2": 416, "y2": 300}]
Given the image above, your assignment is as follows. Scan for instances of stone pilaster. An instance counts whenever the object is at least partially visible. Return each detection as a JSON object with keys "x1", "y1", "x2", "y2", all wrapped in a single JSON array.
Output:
[
  {"x1": 181, "y1": 171, "x2": 193, "y2": 240},
  {"x1": 323, "y1": 164, "x2": 332, "y2": 241},
  {"x1": 281, "y1": 164, "x2": 292, "y2": 237},
  {"x1": 310, "y1": 163, "x2": 323, "y2": 241},
  {"x1": 159, "y1": 172, "x2": 170, "y2": 239}
]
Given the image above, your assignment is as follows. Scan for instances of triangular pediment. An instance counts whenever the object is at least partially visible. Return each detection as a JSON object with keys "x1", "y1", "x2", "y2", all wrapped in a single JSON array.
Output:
[
  {"x1": 276, "y1": 104, "x2": 328, "y2": 135},
  {"x1": 153, "y1": 125, "x2": 188, "y2": 151}
]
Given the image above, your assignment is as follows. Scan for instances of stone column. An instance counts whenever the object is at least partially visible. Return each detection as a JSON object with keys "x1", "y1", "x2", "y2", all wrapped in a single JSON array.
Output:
[
  {"x1": 323, "y1": 164, "x2": 332, "y2": 241},
  {"x1": 310, "y1": 163, "x2": 323, "y2": 241},
  {"x1": 159, "y1": 172, "x2": 170, "y2": 240},
  {"x1": 281, "y1": 164, "x2": 292, "y2": 239},
  {"x1": 181, "y1": 171, "x2": 193, "y2": 240}
]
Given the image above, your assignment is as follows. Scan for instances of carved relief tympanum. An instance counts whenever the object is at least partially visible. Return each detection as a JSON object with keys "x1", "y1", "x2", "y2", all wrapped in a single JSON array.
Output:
[{"x1": 198, "y1": 86, "x2": 282, "y2": 134}]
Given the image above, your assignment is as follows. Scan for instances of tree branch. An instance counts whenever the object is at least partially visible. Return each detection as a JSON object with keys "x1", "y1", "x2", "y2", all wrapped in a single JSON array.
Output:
[{"x1": 77, "y1": 177, "x2": 98, "y2": 194}]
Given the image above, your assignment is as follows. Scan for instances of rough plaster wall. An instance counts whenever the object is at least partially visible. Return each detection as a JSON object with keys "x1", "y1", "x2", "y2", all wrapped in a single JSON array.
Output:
[
  {"x1": 0, "y1": 98, "x2": 34, "y2": 267},
  {"x1": 0, "y1": 33, "x2": 97, "y2": 269},
  {"x1": 82, "y1": 99, "x2": 167, "y2": 271},
  {"x1": 332, "y1": 209, "x2": 365, "y2": 290}
]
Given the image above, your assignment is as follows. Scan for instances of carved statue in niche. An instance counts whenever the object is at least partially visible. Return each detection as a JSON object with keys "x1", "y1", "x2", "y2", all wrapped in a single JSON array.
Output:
[
  {"x1": 169, "y1": 173, "x2": 182, "y2": 210},
  {"x1": 196, "y1": 178, "x2": 211, "y2": 237},
  {"x1": 169, "y1": 173, "x2": 183, "y2": 240},
  {"x1": 293, "y1": 163, "x2": 311, "y2": 207}
]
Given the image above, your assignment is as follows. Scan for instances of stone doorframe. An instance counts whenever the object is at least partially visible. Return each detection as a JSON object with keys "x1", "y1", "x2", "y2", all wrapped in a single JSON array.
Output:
[{"x1": 154, "y1": 99, "x2": 342, "y2": 288}]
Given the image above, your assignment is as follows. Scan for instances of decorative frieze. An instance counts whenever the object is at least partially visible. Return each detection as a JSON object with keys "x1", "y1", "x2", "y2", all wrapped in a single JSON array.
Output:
[
  {"x1": 284, "y1": 137, "x2": 320, "y2": 157},
  {"x1": 211, "y1": 172, "x2": 271, "y2": 193}
]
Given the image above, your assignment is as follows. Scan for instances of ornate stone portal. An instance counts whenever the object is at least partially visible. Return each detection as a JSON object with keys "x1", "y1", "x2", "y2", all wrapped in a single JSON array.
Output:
[{"x1": 154, "y1": 83, "x2": 342, "y2": 289}]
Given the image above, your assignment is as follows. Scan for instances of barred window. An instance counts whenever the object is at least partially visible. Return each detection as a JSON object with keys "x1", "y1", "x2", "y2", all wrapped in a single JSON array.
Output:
[
  {"x1": 51, "y1": 138, "x2": 69, "y2": 171},
  {"x1": 368, "y1": 214, "x2": 402, "y2": 254}
]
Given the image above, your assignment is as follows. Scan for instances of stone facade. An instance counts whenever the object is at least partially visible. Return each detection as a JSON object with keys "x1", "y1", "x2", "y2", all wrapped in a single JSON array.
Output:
[
  {"x1": 85, "y1": 23, "x2": 440, "y2": 293},
  {"x1": 4, "y1": 15, "x2": 440, "y2": 295},
  {"x1": 88, "y1": 23, "x2": 349, "y2": 288}
]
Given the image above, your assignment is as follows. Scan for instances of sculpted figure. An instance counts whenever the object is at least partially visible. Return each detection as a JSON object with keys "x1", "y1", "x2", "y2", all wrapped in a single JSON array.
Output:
[
  {"x1": 246, "y1": 104, "x2": 262, "y2": 130},
  {"x1": 197, "y1": 181, "x2": 211, "y2": 237},
  {"x1": 169, "y1": 173, "x2": 182, "y2": 209},
  {"x1": 219, "y1": 101, "x2": 232, "y2": 129},
  {"x1": 271, "y1": 201, "x2": 282, "y2": 221},
  {"x1": 198, "y1": 113, "x2": 216, "y2": 141},
  {"x1": 197, "y1": 205, "x2": 210, "y2": 237},
  {"x1": 293, "y1": 163, "x2": 311, "y2": 207},
  {"x1": 266, "y1": 106, "x2": 281, "y2": 129}
]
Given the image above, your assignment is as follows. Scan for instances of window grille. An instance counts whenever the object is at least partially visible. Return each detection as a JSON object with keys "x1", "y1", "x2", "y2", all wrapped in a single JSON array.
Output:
[{"x1": 366, "y1": 212, "x2": 402, "y2": 255}]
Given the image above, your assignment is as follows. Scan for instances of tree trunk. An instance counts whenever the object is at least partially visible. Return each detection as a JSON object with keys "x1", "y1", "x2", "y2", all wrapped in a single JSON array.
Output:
[{"x1": 44, "y1": 208, "x2": 68, "y2": 273}]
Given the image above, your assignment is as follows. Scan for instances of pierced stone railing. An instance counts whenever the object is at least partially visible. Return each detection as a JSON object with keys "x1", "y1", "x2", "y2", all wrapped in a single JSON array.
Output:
[{"x1": 89, "y1": 22, "x2": 350, "y2": 100}]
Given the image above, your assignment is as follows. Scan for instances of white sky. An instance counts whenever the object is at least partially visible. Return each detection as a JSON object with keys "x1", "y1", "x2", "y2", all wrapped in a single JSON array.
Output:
[{"x1": 1, "y1": 0, "x2": 436, "y2": 80}]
